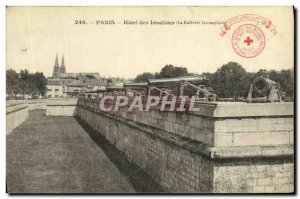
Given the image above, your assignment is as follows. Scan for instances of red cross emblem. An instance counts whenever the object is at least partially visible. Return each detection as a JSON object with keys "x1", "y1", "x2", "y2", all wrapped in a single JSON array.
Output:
[{"x1": 244, "y1": 37, "x2": 254, "y2": 46}]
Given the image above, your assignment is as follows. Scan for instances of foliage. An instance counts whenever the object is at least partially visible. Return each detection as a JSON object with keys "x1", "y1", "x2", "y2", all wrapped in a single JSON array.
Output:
[
  {"x1": 211, "y1": 62, "x2": 249, "y2": 94},
  {"x1": 134, "y1": 64, "x2": 189, "y2": 82},
  {"x1": 134, "y1": 62, "x2": 294, "y2": 97},
  {"x1": 157, "y1": 64, "x2": 188, "y2": 78},
  {"x1": 135, "y1": 72, "x2": 155, "y2": 82},
  {"x1": 278, "y1": 69, "x2": 294, "y2": 96},
  {"x1": 6, "y1": 69, "x2": 48, "y2": 95},
  {"x1": 204, "y1": 63, "x2": 294, "y2": 97}
]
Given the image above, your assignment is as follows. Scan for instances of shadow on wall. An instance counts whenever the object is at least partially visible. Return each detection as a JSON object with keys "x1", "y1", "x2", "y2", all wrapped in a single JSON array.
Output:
[
  {"x1": 28, "y1": 109, "x2": 46, "y2": 119},
  {"x1": 75, "y1": 117, "x2": 165, "y2": 193},
  {"x1": 74, "y1": 106, "x2": 79, "y2": 116}
]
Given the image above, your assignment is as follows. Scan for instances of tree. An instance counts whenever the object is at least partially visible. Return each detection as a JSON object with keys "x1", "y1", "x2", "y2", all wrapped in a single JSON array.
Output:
[
  {"x1": 135, "y1": 72, "x2": 154, "y2": 82},
  {"x1": 6, "y1": 69, "x2": 48, "y2": 96},
  {"x1": 212, "y1": 62, "x2": 249, "y2": 97},
  {"x1": 253, "y1": 69, "x2": 268, "y2": 79},
  {"x1": 134, "y1": 65, "x2": 189, "y2": 82},
  {"x1": 132, "y1": 63, "x2": 294, "y2": 99},
  {"x1": 20, "y1": 69, "x2": 29, "y2": 81},
  {"x1": 32, "y1": 72, "x2": 48, "y2": 95},
  {"x1": 268, "y1": 70, "x2": 280, "y2": 82},
  {"x1": 158, "y1": 64, "x2": 188, "y2": 78},
  {"x1": 6, "y1": 69, "x2": 19, "y2": 94},
  {"x1": 279, "y1": 69, "x2": 294, "y2": 97},
  {"x1": 201, "y1": 72, "x2": 214, "y2": 87}
]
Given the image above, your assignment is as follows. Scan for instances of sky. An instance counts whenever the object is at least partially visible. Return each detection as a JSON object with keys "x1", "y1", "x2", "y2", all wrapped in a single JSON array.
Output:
[{"x1": 6, "y1": 6, "x2": 294, "y2": 78}]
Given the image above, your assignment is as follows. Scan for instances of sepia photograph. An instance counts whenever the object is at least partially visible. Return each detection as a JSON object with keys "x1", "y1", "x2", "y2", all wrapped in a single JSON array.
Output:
[{"x1": 5, "y1": 6, "x2": 294, "y2": 194}]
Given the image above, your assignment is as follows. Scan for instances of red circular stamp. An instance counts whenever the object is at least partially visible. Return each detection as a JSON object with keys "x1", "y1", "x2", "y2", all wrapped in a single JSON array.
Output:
[{"x1": 231, "y1": 24, "x2": 265, "y2": 58}]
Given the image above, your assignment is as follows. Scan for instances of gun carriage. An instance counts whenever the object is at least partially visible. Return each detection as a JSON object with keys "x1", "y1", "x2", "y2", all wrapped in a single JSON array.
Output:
[
  {"x1": 148, "y1": 76, "x2": 216, "y2": 102},
  {"x1": 247, "y1": 76, "x2": 284, "y2": 103},
  {"x1": 123, "y1": 82, "x2": 148, "y2": 97}
]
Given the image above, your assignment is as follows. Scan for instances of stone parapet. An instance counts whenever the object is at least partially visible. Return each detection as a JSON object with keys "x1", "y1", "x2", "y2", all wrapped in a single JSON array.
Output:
[
  {"x1": 46, "y1": 98, "x2": 79, "y2": 116},
  {"x1": 6, "y1": 104, "x2": 29, "y2": 135},
  {"x1": 77, "y1": 98, "x2": 294, "y2": 193}
]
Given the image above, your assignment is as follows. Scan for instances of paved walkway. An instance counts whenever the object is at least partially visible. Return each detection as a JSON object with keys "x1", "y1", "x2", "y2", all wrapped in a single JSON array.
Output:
[{"x1": 7, "y1": 110, "x2": 163, "y2": 193}]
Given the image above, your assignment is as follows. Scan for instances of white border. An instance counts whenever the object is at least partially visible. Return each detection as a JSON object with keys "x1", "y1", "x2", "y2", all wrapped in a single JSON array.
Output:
[{"x1": 1, "y1": 1, "x2": 298, "y2": 199}]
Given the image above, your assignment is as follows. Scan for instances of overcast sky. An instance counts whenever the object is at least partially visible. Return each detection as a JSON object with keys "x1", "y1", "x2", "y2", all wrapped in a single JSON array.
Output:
[{"x1": 7, "y1": 7, "x2": 294, "y2": 78}]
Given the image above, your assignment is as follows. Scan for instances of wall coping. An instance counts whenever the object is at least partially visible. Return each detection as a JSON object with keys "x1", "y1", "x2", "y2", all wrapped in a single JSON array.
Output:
[
  {"x1": 78, "y1": 98, "x2": 294, "y2": 118},
  {"x1": 191, "y1": 102, "x2": 294, "y2": 118},
  {"x1": 46, "y1": 99, "x2": 78, "y2": 106},
  {"x1": 6, "y1": 104, "x2": 28, "y2": 115},
  {"x1": 79, "y1": 105, "x2": 294, "y2": 160}
]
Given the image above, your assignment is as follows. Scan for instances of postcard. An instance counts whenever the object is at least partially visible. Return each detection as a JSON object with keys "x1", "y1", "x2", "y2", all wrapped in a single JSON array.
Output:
[{"x1": 6, "y1": 6, "x2": 294, "y2": 194}]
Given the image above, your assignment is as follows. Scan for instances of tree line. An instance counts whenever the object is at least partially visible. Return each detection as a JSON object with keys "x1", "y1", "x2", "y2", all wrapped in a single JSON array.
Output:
[
  {"x1": 135, "y1": 62, "x2": 294, "y2": 97},
  {"x1": 6, "y1": 69, "x2": 48, "y2": 96},
  {"x1": 6, "y1": 62, "x2": 294, "y2": 98}
]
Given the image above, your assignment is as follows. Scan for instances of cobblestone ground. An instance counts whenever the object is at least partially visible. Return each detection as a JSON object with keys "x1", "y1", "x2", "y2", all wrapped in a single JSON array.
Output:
[{"x1": 7, "y1": 110, "x2": 163, "y2": 193}]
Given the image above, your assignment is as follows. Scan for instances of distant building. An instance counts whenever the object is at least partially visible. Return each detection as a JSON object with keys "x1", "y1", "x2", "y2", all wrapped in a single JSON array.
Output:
[
  {"x1": 47, "y1": 84, "x2": 67, "y2": 98},
  {"x1": 46, "y1": 54, "x2": 108, "y2": 98}
]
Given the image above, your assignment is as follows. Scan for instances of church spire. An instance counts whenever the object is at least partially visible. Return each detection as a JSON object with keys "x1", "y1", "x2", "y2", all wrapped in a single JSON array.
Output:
[
  {"x1": 60, "y1": 55, "x2": 66, "y2": 73},
  {"x1": 55, "y1": 53, "x2": 59, "y2": 67},
  {"x1": 52, "y1": 53, "x2": 61, "y2": 78}
]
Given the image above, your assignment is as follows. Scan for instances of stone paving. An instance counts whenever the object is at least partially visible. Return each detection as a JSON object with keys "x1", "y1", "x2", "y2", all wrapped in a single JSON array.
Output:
[{"x1": 7, "y1": 110, "x2": 163, "y2": 193}]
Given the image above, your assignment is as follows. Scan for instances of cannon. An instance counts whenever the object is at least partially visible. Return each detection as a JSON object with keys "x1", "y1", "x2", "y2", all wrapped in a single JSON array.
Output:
[
  {"x1": 147, "y1": 86, "x2": 174, "y2": 97},
  {"x1": 148, "y1": 76, "x2": 216, "y2": 101},
  {"x1": 246, "y1": 77, "x2": 284, "y2": 103},
  {"x1": 123, "y1": 82, "x2": 148, "y2": 89},
  {"x1": 123, "y1": 82, "x2": 148, "y2": 97},
  {"x1": 148, "y1": 76, "x2": 208, "y2": 88},
  {"x1": 179, "y1": 80, "x2": 217, "y2": 102}
]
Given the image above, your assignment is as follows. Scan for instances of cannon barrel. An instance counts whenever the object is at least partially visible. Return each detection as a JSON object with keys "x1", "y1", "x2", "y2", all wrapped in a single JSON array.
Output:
[
  {"x1": 85, "y1": 87, "x2": 107, "y2": 93},
  {"x1": 252, "y1": 77, "x2": 276, "y2": 96},
  {"x1": 106, "y1": 86, "x2": 126, "y2": 92},
  {"x1": 148, "y1": 76, "x2": 208, "y2": 87},
  {"x1": 123, "y1": 82, "x2": 148, "y2": 89}
]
